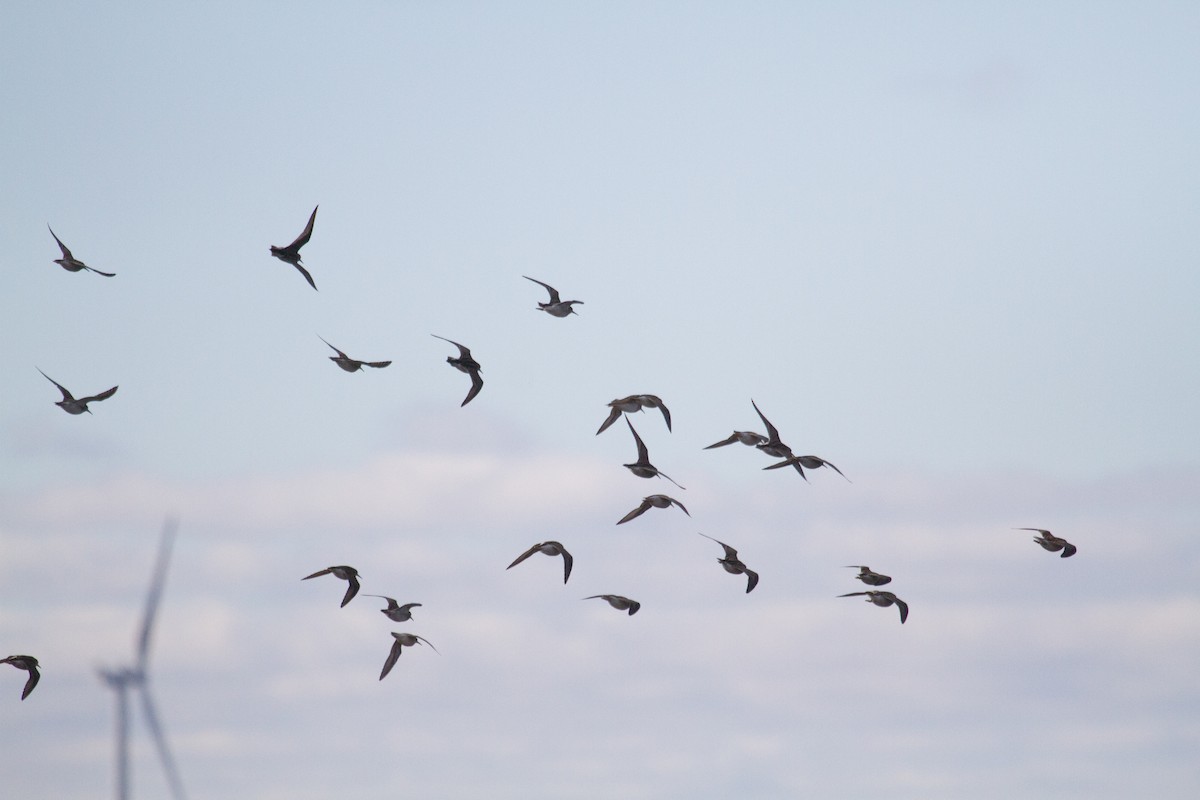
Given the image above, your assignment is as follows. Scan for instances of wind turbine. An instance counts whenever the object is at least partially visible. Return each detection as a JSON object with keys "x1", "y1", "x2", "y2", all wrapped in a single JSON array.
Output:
[{"x1": 97, "y1": 520, "x2": 188, "y2": 800}]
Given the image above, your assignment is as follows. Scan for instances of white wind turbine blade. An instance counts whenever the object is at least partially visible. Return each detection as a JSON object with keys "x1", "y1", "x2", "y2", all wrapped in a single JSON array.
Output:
[
  {"x1": 136, "y1": 519, "x2": 177, "y2": 671},
  {"x1": 139, "y1": 686, "x2": 187, "y2": 800}
]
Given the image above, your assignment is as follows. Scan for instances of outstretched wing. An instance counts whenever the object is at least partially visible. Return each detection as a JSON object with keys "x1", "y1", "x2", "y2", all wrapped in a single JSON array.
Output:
[
  {"x1": 894, "y1": 598, "x2": 909, "y2": 624},
  {"x1": 293, "y1": 262, "x2": 318, "y2": 291},
  {"x1": 302, "y1": 567, "x2": 333, "y2": 580},
  {"x1": 523, "y1": 275, "x2": 561, "y2": 303},
  {"x1": 596, "y1": 405, "x2": 622, "y2": 435},
  {"x1": 83, "y1": 385, "x2": 119, "y2": 404},
  {"x1": 560, "y1": 547, "x2": 573, "y2": 583},
  {"x1": 47, "y1": 225, "x2": 73, "y2": 259},
  {"x1": 626, "y1": 418, "x2": 649, "y2": 462},
  {"x1": 36, "y1": 368, "x2": 73, "y2": 401},
  {"x1": 340, "y1": 573, "x2": 361, "y2": 607},
  {"x1": 462, "y1": 369, "x2": 484, "y2": 406},
  {"x1": 287, "y1": 206, "x2": 318, "y2": 251},
  {"x1": 616, "y1": 498, "x2": 652, "y2": 525},
  {"x1": 751, "y1": 399, "x2": 780, "y2": 444},
  {"x1": 507, "y1": 544, "x2": 541, "y2": 570},
  {"x1": 379, "y1": 639, "x2": 403, "y2": 680},
  {"x1": 744, "y1": 569, "x2": 760, "y2": 594},
  {"x1": 1060, "y1": 542, "x2": 1078, "y2": 558}
]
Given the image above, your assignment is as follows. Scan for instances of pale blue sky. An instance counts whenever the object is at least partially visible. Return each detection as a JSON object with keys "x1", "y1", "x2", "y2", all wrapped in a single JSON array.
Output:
[{"x1": 2, "y1": 3, "x2": 1198, "y2": 799}]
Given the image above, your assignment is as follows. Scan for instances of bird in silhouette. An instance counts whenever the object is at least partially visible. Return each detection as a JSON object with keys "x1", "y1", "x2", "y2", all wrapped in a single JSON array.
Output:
[
  {"x1": 704, "y1": 431, "x2": 768, "y2": 449},
  {"x1": 432, "y1": 334, "x2": 483, "y2": 406},
  {"x1": 764, "y1": 454, "x2": 850, "y2": 481},
  {"x1": 1017, "y1": 528, "x2": 1078, "y2": 558},
  {"x1": 523, "y1": 276, "x2": 583, "y2": 317},
  {"x1": 596, "y1": 394, "x2": 672, "y2": 434},
  {"x1": 269, "y1": 205, "x2": 319, "y2": 290},
  {"x1": 37, "y1": 368, "x2": 117, "y2": 415},
  {"x1": 302, "y1": 565, "x2": 361, "y2": 607},
  {"x1": 319, "y1": 336, "x2": 391, "y2": 372},
  {"x1": 844, "y1": 566, "x2": 892, "y2": 586},
  {"x1": 839, "y1": 591, "x2": 909, "y2": 624},
  {"x1": 698, "y1": 533, "x2": 759, "y2": 593},
  {"x1": 0, "y1": 655, "x2": 40, "y2": 700},
  {"x1": 362, "y1": 596, "x2": 422, "y2": 622},
  {"x1": 623, "y1": 419, "x2": 685, "y2": 489},
  {"x1": 507, "y1": 541, "x2": 573, "y2": 584},
  {"x1": 379, "y1": 633, "x2": 439, "y2": 680},
  {"x1": 750, "y1": 400, "x2": 803, "y2": 472},
  {"x1": 47, "y1": 226, "x2": 115, "y2": 276},
  {"x1": 616, "y1": 494, "x2": 689, "y2": 525},
  {"x1": 584, "y1": 595, "x2": 641, "y2": 615}
]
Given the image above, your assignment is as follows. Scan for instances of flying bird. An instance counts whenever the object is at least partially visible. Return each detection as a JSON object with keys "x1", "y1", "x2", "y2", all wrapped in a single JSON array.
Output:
[
  {"x1": 523, "y1": 276, "x2": 583, "y2": 317},
  {"x1": 839, "y1": 591, "x2": 909, "y2": 624},
  {"x1": 584, "y1": 595, "x2": 641, "y2": 615},
  {"x1": 596, "y1": 394, "x2": 672, "y2": 435},
  {"x1": 319, "y1": 336, "x2": 391, "y2": 372},
  {"x1": 507, "y1": 541, "x2": 573, "y2": 584},
  {"x1": 362, "y1": 596, "x2": 422, "y2": 622},
  {"x1": 623, "y1": 419, "x2": 685, "y2": 489},
  {"x1": 1017, "y1": 528, "x2": 1078, "y2": 558},
  {"x1": 704, "y1": 430, "x2": 768, "y2": 449},
  {"x1": 750, "y1": 399, "x2": 802, "y2": 469},
  {"x1": 1, "y1": 655, "x2": 40, "y2": 700},
  {"x1": 37, "y1": 368, "x2": 117, "y2": 415},
  {"x1": 845, "y1": 566, "x2": 892, "y2": 586},
  {"x1": 302, "y1": 565, "x2": 361, "y2": 607},
  {"x1": 379, "y1": 632, "x2": 439, "y2": 680},
  {"x1": 432, "y1": 334, "x2": 483, "y2": 406},
  {"x1": 698, "y1": 533, "x2": 759, "y2": 593},
  {"x1": 269, "y1": 205, "x2": 319, "y2": 290},
  {"x1": 764, "y1": 454, "x2": 850, "y2": 482},
  {"x1": 47, "y1": 226, "x2": 115, "y2": 276},
  {"x1": 616, "y1": 494, "x2": 689, "y2": 525}
]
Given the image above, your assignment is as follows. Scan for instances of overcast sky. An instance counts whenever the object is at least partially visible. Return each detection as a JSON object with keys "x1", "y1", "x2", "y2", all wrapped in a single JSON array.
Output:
[{"x1": 2, "y1": 3, "x2": 1198, "y2": 799}]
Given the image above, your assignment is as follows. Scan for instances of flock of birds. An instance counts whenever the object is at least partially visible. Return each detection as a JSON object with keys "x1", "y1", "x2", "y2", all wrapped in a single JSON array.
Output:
[{"x1": 4, "y1": 208, "x2": 1081, "y2": 699}]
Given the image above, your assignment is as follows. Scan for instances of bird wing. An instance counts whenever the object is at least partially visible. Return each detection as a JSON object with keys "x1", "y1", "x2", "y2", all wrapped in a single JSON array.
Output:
[
  {"x1": 1015, "y1": 527, "x2": 1052, "y2": 535},
  {"x1": 85, "y1": 265, "x2": 117, "y2": 277},
  {"x1": 379, "y1": 639, "x2": 403, "y2": 680},
  {"x1": 894, "y1": 598, "x2": 909, "y2": 624},
  {"x1": 36, "y1": 368, "x2": 74, "y2": 401},
  {"x1": 751, "y1": 399, "x2": 781, "y2": 444},
  {"x1": 523, "y1": 275, "x2": 561, "y2": 303},
  {"x1": 302, "y1": 568, "x2": 333, "y2": 580},
  {"x1": 507, "y1": 544, "x2": 542, "y2": 570},
  {"x1": 365, "y1": 360, "x2": 392, "y2": 368},
  {"x1": 431, "y1": 334, "x2": 471, "y2": 360},
  {"x1": 83, "y1": 385, "x2": 119, "y2": 403},
  {"x1": 616, "y1": 498, "x2": 652, "y2": 525},
  {"x1": 319, "y1": 336, "x2": 349, "y2": 358},
  {"x1": 655, "y1": 400, "x2": 672, "y2": 432},
  {"x1": 47, "y1": 225, "x2": 73, "y2": 259},
  {"x1": 670, "y1": 497, "x2": 690, "y2": 516},
  {"x1": 698, "y1": 533, "x2": 736, "y2": 560},
  {"x1": 627, "y1": 601, "x2": 641, "y2": 615},
  {"x1": 837, "y1": 592, "x2": 868, "y2": 598},
  {"x1": 656, "y1": 469, "x2": 686, "y2": 490},
  {"x1": 560, "y1": 547, "x2": 573, "y2": 583},
  {"x1": 293, "y1": 262, "x2": 318, "y2": 291},
  {"x1": 21, "y1": 667, "x2": 40, "y2": 700},
  {"x1": 745, "y1": 569, "x2": 760, "y2": 594},
  {"x1": 626, "y1": 418, "x2": 649, "y2": 462},
  {"x1": 704, "y1": 434, "x2": 739, "y2": 449},
  {"x1": 462, "y1": 368, "x2": 484, "y2": 406},
  {"x1": 1061, "y1": 542, "x2": 1078, "y2": 558},
  {"x1": 340, "y1": 573, "x2": 361, "y2": 607},
  {"x1": 286, "y1": 206, "x2": 318, "y2": 251},
  {"x1": 595, "y1": 406, "x2": 622, "y2": 435},
  {"x1": 415, "y1": 635, "x2": 440, "y2": 654}
]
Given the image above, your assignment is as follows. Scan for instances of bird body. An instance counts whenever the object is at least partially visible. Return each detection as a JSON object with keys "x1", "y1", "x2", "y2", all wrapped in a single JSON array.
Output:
[
  {"x1": 269, "y1": 205, "x2": 319, "y2": 290},
  {"x1": 839, "y1": 591, "x2": 908, "y2": 623},
  {"x1": 362, "y1": 595, "x2": 422, "y2": 622},
  {"x1": 765, "y1": 454, "x2": 850, "y2": 481},
  {"x1": 507, "y1": 541, "x2": 573, "y2": 583},
  {"x1": 302, "y1": 565, "x2": 361, "y2": 607},
  {"x1": 1, "y1": 655, "x2": 40, "y2": 700},
  {"x1": 1017, "y1": 528, "x2": 1078, "y2": 558},
  {"x1": 845, "y1": 566, "x2": 892, "y2": 586},
  {"x1": 379, "y1": 632, "x2": 439, "y2": 680},
  {"x1": 523, "y1": 276, "x2": 583, "y2": 317},
  {"x1": 37, "y1": 368, "x2": 117, "y2": 414},
  {"x1": 616, "y1": 494, "x2": 689, "y2": 525},
  {"x1": 623, "y1": 419, "x2": 685, "y2": 489},
  {"x1": 704, "y1": 431, "x2": 768, "y2": 449},
  {"x1": 48, "y1": 226, "x2": 115, "y2": 276},
  {"x1": 698, "y1": 533, "x2": 759, "y2": 593},
  {"x1": 319, "y1": 336, "x2": 391, "y2": 372},
  {"x1": 596, "y1": 394, "x2": 672, "y2": 434},
  {"x1": 432, "y1": 335, "x2": 484, "y2": 406},
  {"x1": 585, "y1": 595, "x2": 641, "y2": 615}
]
